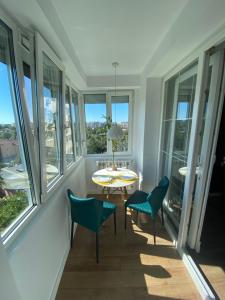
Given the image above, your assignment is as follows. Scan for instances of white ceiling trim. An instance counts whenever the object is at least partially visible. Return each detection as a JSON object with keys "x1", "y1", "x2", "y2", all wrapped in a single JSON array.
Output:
[
  {"x1": 36, "y1": 0, "x2": 86, "y2": 84},
  {"x1": 87, "y1": 74, "x2": 140, "y2": 89}
]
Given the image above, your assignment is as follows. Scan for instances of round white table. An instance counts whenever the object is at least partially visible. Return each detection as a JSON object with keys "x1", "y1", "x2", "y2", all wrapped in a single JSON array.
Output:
[{"x1": 92, "y1": 167, "x2": 138, "y2": 194}]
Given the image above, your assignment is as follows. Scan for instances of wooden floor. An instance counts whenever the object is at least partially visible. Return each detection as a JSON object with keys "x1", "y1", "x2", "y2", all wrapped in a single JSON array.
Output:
[
  {"x1": 56, "y1": 194, "x2": 201, "y2": 300},
  {"x1": 190, "y1": 196, "x2": 225, "y2": 299}
]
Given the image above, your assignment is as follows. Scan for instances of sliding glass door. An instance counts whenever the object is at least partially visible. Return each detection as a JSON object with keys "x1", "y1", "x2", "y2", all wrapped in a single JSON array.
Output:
[
  {"x1": 160, "y1": 62, "x2": 198, "y2": 232},
  {"x1": 186, "y1": 50, "x2": 225, "y2": 250}
]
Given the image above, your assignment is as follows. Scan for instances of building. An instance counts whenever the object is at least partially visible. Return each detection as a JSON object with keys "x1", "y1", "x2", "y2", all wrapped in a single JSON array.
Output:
[
  {"x1": 1, "y1": 1, "x2": 225, "y2": 299},
  {"x1": 0, "y1": 140, "x2": 19, "y2": 162}
]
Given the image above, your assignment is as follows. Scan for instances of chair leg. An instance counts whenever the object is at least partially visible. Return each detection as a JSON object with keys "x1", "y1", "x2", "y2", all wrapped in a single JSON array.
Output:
[
  {"x1": 152, "y1": 219, "x2": 156, "y2": 245},
  {"x1": 161, "y1": 206, "x2": 164, "y2": 226},
  {"x1": 114, "y1": 211, "x2": 117, "y2": 235},
  {"x1": 96, "y1": 232, "x2": 99, "y2": 264},
  {"x1": 125, "y1": 206, "x2": 127, "y2": 230},
  {"x1": 70, "y1": 222, "x2": 74, "y2": 248}
]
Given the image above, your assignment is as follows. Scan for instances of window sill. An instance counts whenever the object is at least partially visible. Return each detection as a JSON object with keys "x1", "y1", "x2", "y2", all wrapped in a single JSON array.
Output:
[
  {"x1": 3, "y1": 204, "x2": 40, "y2": 251},
  {"x1": 44, "y1": 156, "x2": 84, "y2": 202}
]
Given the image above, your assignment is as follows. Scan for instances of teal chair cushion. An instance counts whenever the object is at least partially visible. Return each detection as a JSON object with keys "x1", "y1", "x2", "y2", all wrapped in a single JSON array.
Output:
[{"x1": 128, "y1": 201, "x2": 153, "y2": 215}]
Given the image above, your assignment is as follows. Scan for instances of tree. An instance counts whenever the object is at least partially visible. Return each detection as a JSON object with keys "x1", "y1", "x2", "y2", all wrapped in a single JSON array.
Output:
[{"x1": 0, "y1": 191, "x2": 28, "y2": 232}]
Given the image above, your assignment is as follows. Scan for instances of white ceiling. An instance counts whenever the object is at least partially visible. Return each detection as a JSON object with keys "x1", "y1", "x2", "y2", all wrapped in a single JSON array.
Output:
[
  {"x1": 51, "y1": 0, "x2": 188, "y2": 76},
  {"x1": 1, "y1": 0, "x2": 225, "y2": 88}
]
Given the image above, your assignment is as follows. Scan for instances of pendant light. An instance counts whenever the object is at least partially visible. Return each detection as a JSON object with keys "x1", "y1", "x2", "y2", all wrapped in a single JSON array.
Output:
[
  {"x1": 107, "y1": 62, "x2": 123, "y2": 140},
  {"x1": 107, "y1": 62, "x2": 123, "y2": 171}
]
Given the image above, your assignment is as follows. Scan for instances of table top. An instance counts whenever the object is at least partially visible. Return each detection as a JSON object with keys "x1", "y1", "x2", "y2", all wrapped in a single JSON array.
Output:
[{"x1": 92, "y1": 167, "x2": 138, "y2": 188}]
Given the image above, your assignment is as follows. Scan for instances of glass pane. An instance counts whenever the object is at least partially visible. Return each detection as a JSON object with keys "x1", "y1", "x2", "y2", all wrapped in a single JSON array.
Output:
[
  {"x1": 186, "y1": 65, "x2": 212, "y2": 238},
  {"x1": 161, "y1": 77, "x2": 176, "y2": 153},
  {"x1": 71, "y1": 89, "x2": 82, "y2": 157},
  {"x1": 43, "y1": 54, "x2": 62, "y2": 185},
  {"x1": 23, "y1": 62, "x2": 33, "y2": 125},
  {"x1": 111, "y1": 95, "x2": 129, "y2": 152},
  {"x1": 65, "y1": 86, "x2": 74, "y2": 166},
  {"x1": 160, "y1": 62, "x2": 198, "y2": 232},
  {"x1": 173, "y1": 75, "x2": 197, "y2": 161},
  {"x1": 84, "y1": 94, "x2": 107, "y2": 154},
  {"x1": 0, "y1": 22, "x2": 33, "y2": 235}
]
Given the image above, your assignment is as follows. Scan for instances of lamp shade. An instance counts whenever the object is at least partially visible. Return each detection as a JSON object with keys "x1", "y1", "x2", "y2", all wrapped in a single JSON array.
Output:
[{"x1": 107, "y1": 125, "x2": 123, "y2": 140}]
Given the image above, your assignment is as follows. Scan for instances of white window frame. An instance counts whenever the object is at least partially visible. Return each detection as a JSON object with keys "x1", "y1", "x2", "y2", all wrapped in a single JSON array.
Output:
[
  {"x1": 108, "y1": 90, "x2": 133, "y2": 155},
  {"x1": 70, "y1": 85, "x2": 83, "y2": 160},
  {"x1": 35, "y1": 32, "x2": 65, "y2": 200},
  {"x1": 64, "y1": 79, "x2": 83, "y2": 164},
  {"x1": 17, "y1": 29, "x2": 41, "y2": 203},
  {"x1": 82, "y1": 90, "x2": 133, "y2": 156},
  {"x1": 64, "y1": 80, "x2": 76, "y2": 169},
  {"x1": 0, "y1": 11, "x2": 39, "y2": 243}
]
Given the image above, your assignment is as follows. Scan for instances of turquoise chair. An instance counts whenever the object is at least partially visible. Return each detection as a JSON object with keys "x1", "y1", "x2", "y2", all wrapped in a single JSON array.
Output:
[
  {"x1": 124, "y1": 176, "x2": 169, "y2": 244},
  {"x1": 67, "y1": 189, "x2": 117, "y2": 263}
]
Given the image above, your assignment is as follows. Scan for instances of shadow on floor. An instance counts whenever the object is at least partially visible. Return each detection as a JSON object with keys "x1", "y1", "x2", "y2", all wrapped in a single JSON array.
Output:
[{"x1": 56, "y1": 193, "x2": 200, "y2": 300}]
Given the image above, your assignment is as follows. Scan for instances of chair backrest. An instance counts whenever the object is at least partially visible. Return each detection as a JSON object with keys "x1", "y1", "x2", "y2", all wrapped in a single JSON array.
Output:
[
  {"x1": 147, "y1": 176, "x2": 169, "y2": 218},
  {"x1": 67, "y1": 189, "x2": 103, "y2": 232}
]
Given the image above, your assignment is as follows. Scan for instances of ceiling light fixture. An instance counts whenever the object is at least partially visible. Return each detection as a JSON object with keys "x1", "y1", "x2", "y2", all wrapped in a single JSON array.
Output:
[
  {"x1": 107, "y1": 62, "x2": 123, "y2": 140},
  {"x1": 107, "y1": 62, "x2": 123, "y2": 171}
]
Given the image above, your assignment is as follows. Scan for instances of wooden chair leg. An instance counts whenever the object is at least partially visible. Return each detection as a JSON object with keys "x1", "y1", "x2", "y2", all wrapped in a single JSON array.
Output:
[
  {"x1": 70, "y1": 221, "x2": 74, "y2": 248},
  {"x1": 96, "y1": 232, "x2": 99, "y2": 264},
  {"x1": 125, "y1": 206, "x2": 127, "y2": 230},
  {"x1": 161, "y1": 206, "x2": 164, "y2": 226},
  {"x1": 152, "y1": 219, "x2": 156, "y2": 245},
  {"x1": 114, "y1": 211, "x2": 117, "y2": 235}
]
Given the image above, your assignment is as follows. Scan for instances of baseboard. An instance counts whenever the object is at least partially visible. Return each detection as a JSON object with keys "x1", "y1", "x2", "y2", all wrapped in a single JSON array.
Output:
[{"x1": 49, "y1": 243, "x2": 70, "y2": 300}]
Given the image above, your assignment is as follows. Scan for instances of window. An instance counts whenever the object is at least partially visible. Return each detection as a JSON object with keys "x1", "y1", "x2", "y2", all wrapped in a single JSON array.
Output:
[
  {"x1": 23, "y1": 62, "x2": 33, "y2": 126},
  {"x1": 71, "y1": 89, "x2": 82, "y2": 157},
  {"x1": 83, "y1": 92, "x2": 132, "y2": 155},
  {"x1": 0, "y1": 21, "x2": 35, "y2": 236},
  {"x1": 84, "y1": 94, "x2": 107, "y2": 154},
  {"x1": 111, "y1": 95, "x2": 129, "y2": 152},
  {"x1": 42, "y1": 53, "x2": 62, "y2": 186},
  {"x1": 160, "y1": 62, "x2": 198, "y2": 231},
  {"x1": 65, "y1": 86, "x2": 75, "y2": 167}
]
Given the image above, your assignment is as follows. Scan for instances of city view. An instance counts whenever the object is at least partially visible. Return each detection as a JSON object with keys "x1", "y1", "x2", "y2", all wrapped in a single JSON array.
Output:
[
  {"x1": 0, "y1": 59, "x2": 30, "y2": 234},
  {"x1": 85, "y1": 100, "x2": 129, "y2": 154}
]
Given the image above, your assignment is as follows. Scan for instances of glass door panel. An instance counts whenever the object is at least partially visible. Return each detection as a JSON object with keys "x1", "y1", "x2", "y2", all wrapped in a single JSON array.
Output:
[
  {"x1": 161, "y1": 63, "x2": 198, "y2": 232},
  {"x1": 187, "y1": 50, "x2": 224, "y2": 250}
]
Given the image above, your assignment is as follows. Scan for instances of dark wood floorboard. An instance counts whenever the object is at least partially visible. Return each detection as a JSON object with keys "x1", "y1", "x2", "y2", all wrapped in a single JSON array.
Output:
[{"x1": 56, "y1": 194, "x2": 201, "y2": 300}]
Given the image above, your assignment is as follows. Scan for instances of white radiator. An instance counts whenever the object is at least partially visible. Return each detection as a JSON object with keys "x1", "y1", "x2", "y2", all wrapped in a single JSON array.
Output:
[{"x1": 96, "y1": 160, "x2": 136, "y2": 170}]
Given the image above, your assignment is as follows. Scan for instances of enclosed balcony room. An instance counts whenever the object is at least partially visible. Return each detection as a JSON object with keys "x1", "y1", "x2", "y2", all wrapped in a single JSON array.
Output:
[{"x1": 1, "y1": 1, "x2": 225, "y2": 300}]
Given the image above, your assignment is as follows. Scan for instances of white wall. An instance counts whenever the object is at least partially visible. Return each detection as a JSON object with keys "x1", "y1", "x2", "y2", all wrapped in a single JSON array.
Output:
[
  {"x1": 133, "y1": 80, "x2": 147, "y2": 181},
  {"x1": 0, "y1": 241, "x2": 21, "y2": 300},
  {"x1": 142, "y1": 78, "x2": 163, "y2": 192},
  {"x1": 4, "y1": 159, "x2": 86, "y2": 300}
]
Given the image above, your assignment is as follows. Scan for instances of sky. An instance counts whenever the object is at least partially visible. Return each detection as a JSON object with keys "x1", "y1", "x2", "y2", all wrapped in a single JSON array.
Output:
[
  {"x1": 0, "y1": 62, "x2": 33, "y2": 124},
  {"x1": 0, "y1": 62, "x2": 16, "y2": 124},
  {"x1": 85, "y1": 103, "x2": 129, "y2": 123},
  {"x1": 177, "y1": 102, "x2": 189, "y2": 120},
  {"x1": 0, "y1": 59, "x2": 189, "y2": 125}
]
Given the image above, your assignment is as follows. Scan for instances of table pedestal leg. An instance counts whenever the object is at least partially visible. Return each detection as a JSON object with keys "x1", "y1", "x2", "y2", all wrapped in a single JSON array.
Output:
[
  {"x1": 123, "y1": 186, "x2": 128, "y2": 195},
  {"x1": 106, "y1": 187, "x2": 110, "y2": 199}
]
